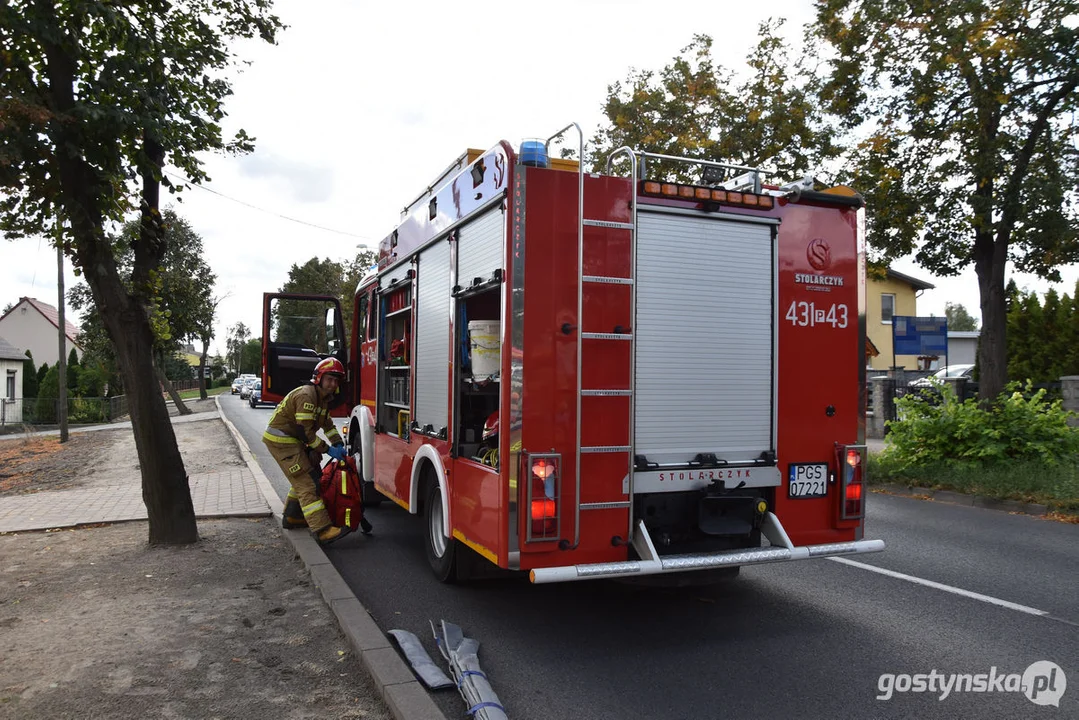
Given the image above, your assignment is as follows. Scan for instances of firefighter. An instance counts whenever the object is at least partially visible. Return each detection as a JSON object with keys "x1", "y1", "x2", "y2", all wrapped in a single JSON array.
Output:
[{"x1": 262, "y1": 357, "x2": 355, "y2": 546}]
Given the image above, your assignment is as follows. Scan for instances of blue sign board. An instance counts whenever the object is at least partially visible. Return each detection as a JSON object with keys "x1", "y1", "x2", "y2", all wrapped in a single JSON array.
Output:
[{"x1": 893, "y1": 316, "x2": 948, "y2": 356}]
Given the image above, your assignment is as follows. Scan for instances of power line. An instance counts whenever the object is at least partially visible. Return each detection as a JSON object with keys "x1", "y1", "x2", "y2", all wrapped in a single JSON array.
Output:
[{"x1": 163, "y1": 170, "x2": 378, "y2": 243}]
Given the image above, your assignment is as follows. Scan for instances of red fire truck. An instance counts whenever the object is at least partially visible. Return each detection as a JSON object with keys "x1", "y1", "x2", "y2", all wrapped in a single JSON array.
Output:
[{"x1": 261, "y1": 123, "x2": 885, "y2": 584}]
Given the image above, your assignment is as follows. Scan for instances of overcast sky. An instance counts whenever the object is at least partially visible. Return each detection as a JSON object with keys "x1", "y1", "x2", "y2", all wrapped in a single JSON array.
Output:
[{"x1": 3, "y1": 0, "x2": 1077, "y2": 357}]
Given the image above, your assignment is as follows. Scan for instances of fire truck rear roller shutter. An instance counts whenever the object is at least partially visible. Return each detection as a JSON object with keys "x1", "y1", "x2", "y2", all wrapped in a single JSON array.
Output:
[{"x1": 634, "y1": 211, "x2": 776, "y2": 466}]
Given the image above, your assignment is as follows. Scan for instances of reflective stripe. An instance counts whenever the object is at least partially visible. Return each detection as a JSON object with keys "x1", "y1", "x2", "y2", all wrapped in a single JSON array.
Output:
[
  {"x1": 326, "y1": 431, "x2": 343, "y2": 445},
  {"x1": 341, "y1": 469, "x2": 347, "y2": 495},
  {"x1": 263, "y1": 429, "x2": 301, "y2": 444},
  {"x1": 287, "y1": 488, "x2": 298, "y2": 499},
  {"x1": 345, "y1": 508, "x2": 351, "y2": 527},
  {"x1": 295, "y1": 412, "x2": 316, "y2": 421},
  {"x1": 301, "y1": 499, "x2": 326, "y2": 516}
]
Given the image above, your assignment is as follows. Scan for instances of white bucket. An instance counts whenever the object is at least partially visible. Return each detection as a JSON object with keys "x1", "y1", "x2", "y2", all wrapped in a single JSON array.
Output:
[{"x1": 468, "y1": 320, "x2": 500, "y2": 377}]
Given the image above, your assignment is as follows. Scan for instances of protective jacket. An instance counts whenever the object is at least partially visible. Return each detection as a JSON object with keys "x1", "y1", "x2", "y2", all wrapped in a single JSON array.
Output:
[{"x1": 262, "y1": 383, "x2": 343, "y2": 452}]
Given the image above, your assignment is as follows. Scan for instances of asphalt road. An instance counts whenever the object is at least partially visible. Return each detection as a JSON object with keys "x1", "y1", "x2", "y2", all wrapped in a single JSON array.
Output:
[{"x1": 221, "y1": 394, "x2": 1079, "y2": 720}]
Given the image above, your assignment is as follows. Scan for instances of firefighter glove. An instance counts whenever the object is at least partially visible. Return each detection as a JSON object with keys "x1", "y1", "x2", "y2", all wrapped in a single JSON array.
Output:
[{"x1": 327, "y1": 443, "x2": 348, "y2": 462}]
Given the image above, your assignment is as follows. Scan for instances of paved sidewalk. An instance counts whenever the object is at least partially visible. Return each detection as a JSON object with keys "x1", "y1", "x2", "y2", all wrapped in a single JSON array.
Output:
[{"x1": 0, "y1": 468, "x2": 270, "y2": 533}]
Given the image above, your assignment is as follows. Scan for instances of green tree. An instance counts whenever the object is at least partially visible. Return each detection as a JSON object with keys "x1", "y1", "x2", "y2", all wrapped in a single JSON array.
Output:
[
  {"x1": 816, "y1": 1, "x2": 1079, "y2": 402},
  {"x1": 34, "y1": 365, "x2": 65, "y2": 424},
  {"x1": 210, "y1": 355, "x2": 227, "y2": 381},
  {"x1": 0, "y1": 1, "x2": 284, "y2": 544},
  {"x1": 226, "y1": 323, "x2": 251, "y2": 374},
  {"x1": 1040, "y1": 289, "x2": 1063, "y2": 381},
  {"x1": 22, "y1": 350, "x2": 38, "y2": 399},
  {"x1": 37, "y1": 363, "x2": 49, "y2": 387},
  {"x1": 239, "y1": 338, "x2": 262, "y2": 375},
  {"x1": 589, "y1": 25, "x2": 839, "y2": 184},
  {"x1": 66, "y1": 347, "x2": 80, "y2": 393},
  {"x1": 1070, "y1": 280, "x2": 1079, "y2": 376},
  {"x1": 945, "y1": 303, "x2": 979, "y2": 332}
]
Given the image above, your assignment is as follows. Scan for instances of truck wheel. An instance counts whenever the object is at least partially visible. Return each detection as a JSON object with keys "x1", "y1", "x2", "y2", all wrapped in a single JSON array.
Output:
[
  {"x1": 349, "y1": 424, "x2": 381, "y2": 507},
  {"x1": 424, "y1": 479, "x2": 457, "y2": 583}
]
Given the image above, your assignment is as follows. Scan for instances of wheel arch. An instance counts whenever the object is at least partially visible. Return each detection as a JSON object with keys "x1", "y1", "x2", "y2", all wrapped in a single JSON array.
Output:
[{"x1": 411, "y1": 444, "x2": 449, "y2": 538}]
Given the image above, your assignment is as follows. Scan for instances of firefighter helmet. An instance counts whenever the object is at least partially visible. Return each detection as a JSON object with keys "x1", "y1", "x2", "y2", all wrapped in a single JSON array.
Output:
[
  {"x1": 482, "y1": 411, "x2": 498, "y2": 442},
  {"x1": 312, "y1": 357, "x2": 345, "y2": 385}
]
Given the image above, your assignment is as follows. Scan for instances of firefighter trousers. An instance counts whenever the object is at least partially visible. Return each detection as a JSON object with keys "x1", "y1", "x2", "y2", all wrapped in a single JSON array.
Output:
[{"x1": 263, "y1": 441, "x2": 332, "y2": 531}]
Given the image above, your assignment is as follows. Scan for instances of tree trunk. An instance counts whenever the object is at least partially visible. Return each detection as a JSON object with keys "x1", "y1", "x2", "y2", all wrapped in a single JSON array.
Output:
[
  {"x1": 198, "y1": 337, "x2": 209, "y2": 400},
  {"x1": 156, "y1": 363, "x2": 193, "y2": 415},
  {"x1": 95, "y1": 289, "x2": 198, "y2": 545},
  {"x1": 974, "y1": 232, "x2": 1009, "y2": 403}
]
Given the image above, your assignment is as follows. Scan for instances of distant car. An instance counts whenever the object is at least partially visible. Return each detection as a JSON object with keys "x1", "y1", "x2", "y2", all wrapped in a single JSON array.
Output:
[
  {"x1": 249, "y1": 380, "x2": 269, "y2": 408},
  {"x1": 239, "y1": 377, "x2": 259, "y2": 399},
  {"x1": 231, "y1": 377, "x2": 245, "y2": 394},
  {"x1": 908, "y1": 364, "x2": 975, "y2": 388}
]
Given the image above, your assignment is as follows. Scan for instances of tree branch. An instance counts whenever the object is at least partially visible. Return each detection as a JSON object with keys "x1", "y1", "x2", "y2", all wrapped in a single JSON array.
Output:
[{"x1": 998, "y1": 76, "x2": 1079, "y2": 239}]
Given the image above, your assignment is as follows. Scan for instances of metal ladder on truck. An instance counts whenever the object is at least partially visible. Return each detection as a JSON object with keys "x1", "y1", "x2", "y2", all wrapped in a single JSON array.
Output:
[{"x1": 545, "y1": 125, "x2": 640, "y2": 550}]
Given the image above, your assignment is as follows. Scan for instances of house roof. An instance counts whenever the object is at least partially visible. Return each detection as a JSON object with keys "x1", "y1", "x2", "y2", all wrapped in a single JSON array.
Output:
[
  {"x1": 0, "y1": 335, "x2": 26, "y2": 361},
  {"x1": 0, "y1": 297, "x2": 82, "y2": 347},
  {"x1": 886, "y1": 268, "x2": 935, "y2": 291}
]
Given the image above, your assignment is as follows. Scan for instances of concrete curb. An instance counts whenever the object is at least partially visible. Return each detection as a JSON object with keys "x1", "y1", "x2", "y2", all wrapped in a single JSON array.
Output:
[
  {"x1": 214, "y1": 396, "x2": 447, "y2": 720},
  {"x1": 871, "y1": 482, "x2": 1051, "y2": 517}
]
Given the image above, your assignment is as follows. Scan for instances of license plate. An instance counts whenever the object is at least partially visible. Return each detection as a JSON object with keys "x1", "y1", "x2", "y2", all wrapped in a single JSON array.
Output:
[{"x1": 788, "y1": 463, "x2": 828, "y2": 498}]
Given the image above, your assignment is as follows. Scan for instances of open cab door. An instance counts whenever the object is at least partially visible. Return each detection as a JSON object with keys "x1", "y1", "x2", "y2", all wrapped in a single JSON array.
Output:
[{"x1": 261, "y1": 293, "x2": 349, "y2": 412}]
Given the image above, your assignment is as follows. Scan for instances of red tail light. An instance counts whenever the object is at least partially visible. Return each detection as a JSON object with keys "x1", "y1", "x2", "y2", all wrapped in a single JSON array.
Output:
[
  {"x1": 837, "y1": 444, "x2": 866, "y2": 520},
  {"x1": 525, "y1": 453, "x2": 560, "y2": 541}
]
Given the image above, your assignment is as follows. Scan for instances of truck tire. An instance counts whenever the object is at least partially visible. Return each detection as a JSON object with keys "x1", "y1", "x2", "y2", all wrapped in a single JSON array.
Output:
[
  {"x1": 349, "y1": 422, "x2": 381, "y2": 507},
  {"x1": 424, "y1": 478, "x2": 457, "y2": 583}
]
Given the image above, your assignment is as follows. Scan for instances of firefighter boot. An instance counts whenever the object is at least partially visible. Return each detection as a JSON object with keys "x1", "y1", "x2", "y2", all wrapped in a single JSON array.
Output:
[
  {"x1": 359, "y1": 515, "x2": 373, "y2": 535},
  {"x1": 315, "y1": 525, "x2": 352, "y2": 547},
  {"x1": 281, "y1": 497, "x2": 308, "y2": 530}
]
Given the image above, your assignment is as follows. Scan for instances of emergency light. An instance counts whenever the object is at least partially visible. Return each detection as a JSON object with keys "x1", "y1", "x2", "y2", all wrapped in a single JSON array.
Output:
[{"x1": 640, "y1": 180, "x2": 774, "y2": 209}]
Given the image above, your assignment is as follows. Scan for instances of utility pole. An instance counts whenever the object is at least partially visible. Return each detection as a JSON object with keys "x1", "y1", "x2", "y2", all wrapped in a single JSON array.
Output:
[{"x1": 56, "y1": 238, "x2": 69, "y2": 443}]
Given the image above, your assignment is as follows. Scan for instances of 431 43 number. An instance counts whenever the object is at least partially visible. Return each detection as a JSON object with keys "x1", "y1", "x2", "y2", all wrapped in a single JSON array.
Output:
[{"x1": 785, "y1": 300, "x2": 849, "y2": 329}]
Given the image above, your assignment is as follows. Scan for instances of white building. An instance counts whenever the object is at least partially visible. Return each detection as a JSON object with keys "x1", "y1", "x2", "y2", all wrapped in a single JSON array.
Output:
[
  {"x1": 0, "y1": 335, "x2": 24, "y2": 425},
  {"x1": 0, "y1": 297, "x2": 82, "y2": 367}
]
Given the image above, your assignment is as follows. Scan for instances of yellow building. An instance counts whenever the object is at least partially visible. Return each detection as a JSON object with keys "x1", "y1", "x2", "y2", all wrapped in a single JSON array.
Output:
[{"x1": 866, "y1": 268, "x2": 935, "y2": 371}]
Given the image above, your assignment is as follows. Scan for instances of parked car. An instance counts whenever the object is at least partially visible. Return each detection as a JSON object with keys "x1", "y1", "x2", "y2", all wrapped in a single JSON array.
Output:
[{"x1": 908, "y1": 363, "x2": 975, "y2": 388}]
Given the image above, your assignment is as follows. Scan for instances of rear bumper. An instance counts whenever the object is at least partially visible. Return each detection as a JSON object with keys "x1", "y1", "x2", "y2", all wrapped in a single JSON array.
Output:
[{"x1": 528, "y1": 513, "x2": 884, "y2": 584}]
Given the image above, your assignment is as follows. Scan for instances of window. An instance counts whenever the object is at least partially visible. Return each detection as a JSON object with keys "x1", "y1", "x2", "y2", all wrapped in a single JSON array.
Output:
[
  {"x1": 6, "y1": 371, "x2": 15, "y2": 400},
  {"x1": 881, "y1": 293, "x2": 895, "y2": 324}
]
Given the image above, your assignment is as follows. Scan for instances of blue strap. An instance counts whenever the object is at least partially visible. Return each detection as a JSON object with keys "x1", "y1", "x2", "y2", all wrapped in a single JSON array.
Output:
[
  {"x1": 458, "y1": 669, "x2": 487, "y2": 688},
  {"x1": 465, "y1": 701, "x2": 504, "y2": 716}
]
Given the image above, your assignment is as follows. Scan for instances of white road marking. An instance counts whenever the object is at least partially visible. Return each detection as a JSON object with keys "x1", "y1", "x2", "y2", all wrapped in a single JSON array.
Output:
[{"x1": 829, "y1": 557, "x2": 1050, "y2": 617}]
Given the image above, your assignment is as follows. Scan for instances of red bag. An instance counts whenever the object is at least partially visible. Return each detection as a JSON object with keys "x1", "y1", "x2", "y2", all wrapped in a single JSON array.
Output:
[{"x1": 319, "y1": 456, "x2": 365, "y2": 531}]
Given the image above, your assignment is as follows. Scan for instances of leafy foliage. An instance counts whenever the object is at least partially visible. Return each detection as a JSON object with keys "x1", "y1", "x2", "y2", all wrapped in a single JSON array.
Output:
[
  {"x1": 945, "y1": 303, "x2": 979, "y2": 332},
  {"x1": 589, "y1": 25, "x2": 840, "y2": 185},
  {"x1": 1006, "y1": 281, "x2": 1079, "y2": 382},
  {"x1": 22, "y1": 350, "x2": 38, "y2": 399},
  {"x1": 815, "y1": 0, "x2": 1079, "y2": 401},
  {"x1": 882, "y1": 381, "x2": 1079, "y2": 469}
]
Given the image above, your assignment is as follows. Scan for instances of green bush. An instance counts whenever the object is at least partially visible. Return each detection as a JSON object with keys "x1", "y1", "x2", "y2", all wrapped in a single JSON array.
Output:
[{"x1": 882, "y1": 380, "x2": 1079, "y2": 470}]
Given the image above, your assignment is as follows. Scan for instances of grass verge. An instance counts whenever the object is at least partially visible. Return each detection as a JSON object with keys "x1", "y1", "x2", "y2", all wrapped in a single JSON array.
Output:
[{"x1": 867, "y1": 454, "x2": 1079, "y2": 513}]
